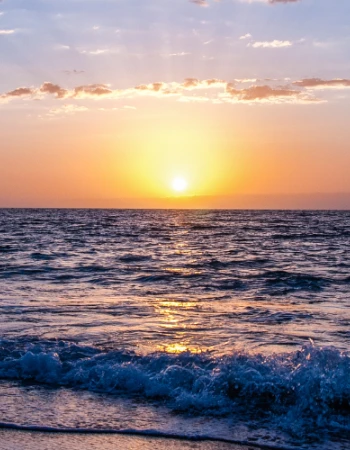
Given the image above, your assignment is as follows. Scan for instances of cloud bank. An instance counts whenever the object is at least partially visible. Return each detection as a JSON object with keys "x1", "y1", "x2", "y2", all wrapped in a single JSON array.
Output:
[{"x1": 0, "y1": 77, "x2": 330, "y2": 106}]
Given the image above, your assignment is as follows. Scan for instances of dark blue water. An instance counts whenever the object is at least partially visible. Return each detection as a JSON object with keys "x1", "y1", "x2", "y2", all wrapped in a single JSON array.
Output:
[{"x1": 0, "y1": 209, "x2": 349, "y2": 449}]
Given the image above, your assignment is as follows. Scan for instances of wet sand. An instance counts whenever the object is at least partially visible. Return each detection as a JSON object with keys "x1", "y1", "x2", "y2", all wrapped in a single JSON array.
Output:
[{"x1": 0, "y1": 430, "x2": 260, "y2": 450}]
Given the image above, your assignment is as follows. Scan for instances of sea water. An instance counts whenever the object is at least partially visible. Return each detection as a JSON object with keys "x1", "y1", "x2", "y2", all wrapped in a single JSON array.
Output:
[{"x1": 0, "y1": 209, "x2": 349, "y2": 449}]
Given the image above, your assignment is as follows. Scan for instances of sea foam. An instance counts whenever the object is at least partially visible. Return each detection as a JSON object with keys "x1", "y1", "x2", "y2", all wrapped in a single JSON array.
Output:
[{"x1": 0, "y1": 340, "x2": 349, "y2": 440}]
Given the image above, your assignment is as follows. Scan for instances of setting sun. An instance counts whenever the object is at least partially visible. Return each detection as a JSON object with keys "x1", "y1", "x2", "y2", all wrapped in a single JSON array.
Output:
[{"x1": 172, "y1": 177, "x2": 188, "y2": 193}]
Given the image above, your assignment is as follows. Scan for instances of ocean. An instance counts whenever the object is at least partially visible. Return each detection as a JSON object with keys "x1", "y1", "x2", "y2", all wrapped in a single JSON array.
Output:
[{"x1": 0, "y1": 209, "x2": 349, "y2": 449}]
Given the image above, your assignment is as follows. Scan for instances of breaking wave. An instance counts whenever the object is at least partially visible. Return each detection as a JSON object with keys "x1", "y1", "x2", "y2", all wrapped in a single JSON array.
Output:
[{"x1": 0, "y1": 340, "x2": 349, "y2": 441}]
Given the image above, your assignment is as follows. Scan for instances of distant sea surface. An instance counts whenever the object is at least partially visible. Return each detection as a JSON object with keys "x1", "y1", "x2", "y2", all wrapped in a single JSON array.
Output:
[{"x1": 0, "y1": 209, "x2": 349, "y2": 449}]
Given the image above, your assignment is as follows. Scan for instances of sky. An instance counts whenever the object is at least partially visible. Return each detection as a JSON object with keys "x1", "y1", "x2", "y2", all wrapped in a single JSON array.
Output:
[{"x1": 1, "y1": 0, "x2": 350, "y2": 208}]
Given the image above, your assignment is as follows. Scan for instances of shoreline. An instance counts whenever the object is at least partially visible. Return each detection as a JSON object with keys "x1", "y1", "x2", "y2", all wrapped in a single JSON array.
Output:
[
  {"x1": 0, "y1": 424, "x2": 288, "y2": 450},
  {"x1": 0, "y1": 429, "x2": 264, "y2": 450}
]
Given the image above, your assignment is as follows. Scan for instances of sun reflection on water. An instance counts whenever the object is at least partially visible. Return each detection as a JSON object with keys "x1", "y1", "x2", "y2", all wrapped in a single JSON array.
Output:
[
  {"x1": 158, "y1": 342, "x2": 203, "y2": 354},
  {"x1": 152, "y1": 297, "x2": 205, "y2": 353}
]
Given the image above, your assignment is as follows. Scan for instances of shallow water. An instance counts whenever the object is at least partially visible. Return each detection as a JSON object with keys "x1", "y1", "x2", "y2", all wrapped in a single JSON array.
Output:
[{"x1": 0, "y1": 209, "x2": 349, "y2": 449}]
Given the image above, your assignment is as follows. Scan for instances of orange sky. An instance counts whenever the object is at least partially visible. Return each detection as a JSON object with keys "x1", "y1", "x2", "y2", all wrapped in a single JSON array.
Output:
[{"x1": 1, "y1": 0, "x2": 350, "y2": 208}]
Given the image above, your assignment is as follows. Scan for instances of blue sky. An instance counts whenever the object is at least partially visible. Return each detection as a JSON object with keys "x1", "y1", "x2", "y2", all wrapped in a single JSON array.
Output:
[{"x1": 1, "y1": 0, "x2": 349, "y2": 90}]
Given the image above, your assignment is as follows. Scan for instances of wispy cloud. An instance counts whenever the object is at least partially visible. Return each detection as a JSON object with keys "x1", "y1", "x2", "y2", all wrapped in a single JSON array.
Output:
[
  {"x1": 239, "y1": 33, "x2": 252, "y2": 40},
  {"x1": 190, "y1": 0, "x2": 209, "y2": 7},
  {"x1": 0, "y1": 29, "x2": 15, "y2": 35},
  {"x1": 241, "y1": 0, "x2": 301, "y2": 3},
  {"x1": 191, "y1": 0, "x2": 301, "y2": 5},
  {"x1": 235, "y1": 78, "x2": 258, "y2": 83},
  {"x1": 55, "y1": 44, "x2": 70, "y2": 51},
  {"x1": 80, "y1": 49, "x2": 112, "y2": 55},
  {"x1": 250, "y1": 40, "x2": 293, "y2": 48},
  {"x1": 47, "y1": 104, "x2": 88, "y2": 117},
  {"x1": 268, "y1": 0, "x2": 300, "y2": 3},
  {"x1": 162, "y1": 52, "x2": 191, "y2": 57},
  {"x1": 63, "y1": 70, "x2": 85, "y2": 75}
]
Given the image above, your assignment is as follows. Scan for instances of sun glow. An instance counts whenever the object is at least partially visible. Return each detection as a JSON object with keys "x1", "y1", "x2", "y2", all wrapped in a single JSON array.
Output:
[
  {"x1": 111, "y1": 122, "x2": 230, "y2": 203},
  {"x1": 172, "y1": 177, "x2": 188, "y2": 193}
]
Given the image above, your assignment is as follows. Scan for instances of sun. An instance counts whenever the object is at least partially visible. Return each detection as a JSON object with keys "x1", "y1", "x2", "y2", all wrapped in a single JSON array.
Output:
[{"x1": 172, "y1": 177, "x2": 188, "y2": 193}]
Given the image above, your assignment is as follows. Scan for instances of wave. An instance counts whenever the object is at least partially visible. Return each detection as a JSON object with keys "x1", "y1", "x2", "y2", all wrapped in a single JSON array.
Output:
[
  {"x1": 0, "y1": 341, "x2": 349, "y2": 439},
  {"x1": 119, "y1": 254, "x2": 153, "y2": 263},
  {"x1": 250, "y1": 270, "x2": 330, "y2": 292},
  {"x1": 0, "y1": 261, "x2": 337, "y2": 293},
  {"x1": 0, "y1": 245, "x2": 19, "y2": 253}
]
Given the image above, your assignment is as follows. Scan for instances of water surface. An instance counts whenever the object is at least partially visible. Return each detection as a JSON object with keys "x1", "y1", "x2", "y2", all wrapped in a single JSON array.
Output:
[{"x1": 0, "y1": 209, "x2": 349, "y2": 449}]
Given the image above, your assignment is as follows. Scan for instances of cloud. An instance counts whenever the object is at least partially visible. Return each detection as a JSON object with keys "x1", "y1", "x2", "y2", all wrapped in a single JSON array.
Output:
[
  {"x1": 0, "y1": 77, "x2": 327, "y2": 106},
  {"x1": 40, "y1": 82, "x2": 68, "y2": 99},
  {"x1": 240, "y1": 33, "x2": 252, "y2": 40},
  {"x1": 5, "y1": 87, "x2": 34, "y2": 97},
  {"x1": 130, "y1": 79, "x2": 318, "y2": 104},
  {"x1": 250, "y1": 40, "x2": 293, "y2": 48},
  {"x1": 47, "y1": 104, "x2": 88, "y2": 117},
  {"x1": 63, "y1": 70, "x2": 85, "y2": 75},
  {"x1": 190, "y1": 0, "x2": 209, "y2": 6},
  {"x1": 0, "y1": 86, "x2": 36, "y2": 104},
  {"x1": 171, "y1": 52, "x2": 191, "y2": 56},
  {"x1": 0, "y1": 29, "x2": 15, "y2": 35},
  {"x1": 135, "y1": 82, "x2": 166, "y2": 92},
  {"x1": 180, "y1": 78, "x2": 226, "y2": 89},
  {"x1": 235, "y1": 78, "x2": 258, "y2": 83},
  {"x1": 238, "y1": 0, "x2": 301, "y2": 4},
  {"x1": 73, "y1": 84, "x2": 113, "y2": 97},
  {"x1": 162, "y1": 52, "x2": 191, "y2": 57},
  {"x1": 182, "y1": 78, "x2": 200, "y2": 88},
  {"x1": 225, "y1": 84, "x2": 302, "y2": 102},
  {"x1": 55, "y1": 44, "x2": 70, "y2": 51},
  {"x1": 293, "y1": 78, "x2": 350, "y2": 89},
  {"x1": 1, "y1": 83, "x2": 115, "y2": 102},
  {"x1": 80, "y1": 49, "x2": 111, "y2": 55},
  {"x1": 189, "y1": 0, "x2": 300, "y2": 5},
  {"x1": 268, "y1": 0, "x2": 300, "y2": 3}
]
